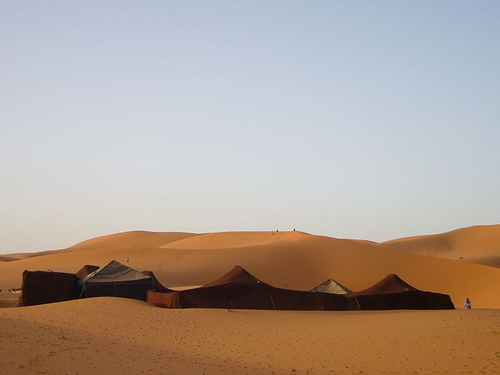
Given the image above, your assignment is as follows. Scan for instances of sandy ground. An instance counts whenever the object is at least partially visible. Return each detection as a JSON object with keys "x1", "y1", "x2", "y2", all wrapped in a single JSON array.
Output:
[{"x1": 0, "y1": 298, "x2": 499, "y2": 374}]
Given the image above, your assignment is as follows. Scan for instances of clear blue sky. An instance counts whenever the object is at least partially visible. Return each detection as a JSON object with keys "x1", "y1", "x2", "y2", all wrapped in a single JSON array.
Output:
[{"x1": 1, "y1": 1, "x2": 499, "y2": 253}]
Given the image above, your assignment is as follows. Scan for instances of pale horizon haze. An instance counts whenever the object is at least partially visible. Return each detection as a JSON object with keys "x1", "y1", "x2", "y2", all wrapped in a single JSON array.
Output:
[{"x1": 1, "y1": 1, "x2": 499, "y2": 254}]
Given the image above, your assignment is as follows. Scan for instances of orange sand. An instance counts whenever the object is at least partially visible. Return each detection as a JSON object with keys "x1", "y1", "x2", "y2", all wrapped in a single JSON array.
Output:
[{"x1": 1, "y1": 298, "x2": 499, "y2": 374}]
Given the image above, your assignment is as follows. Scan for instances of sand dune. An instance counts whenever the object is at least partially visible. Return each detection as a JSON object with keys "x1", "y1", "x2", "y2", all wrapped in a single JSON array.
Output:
[
  {"x1": 69, "y1": 230, "x2": 197, "y2": 251},
  {"x1": 6, "y1": 231, "x2": 197, "y2": 260},
  {"x1": 1, "y1": 229, "x2": 500, "y2": 308},
  {"x1": 382, "y1": 224, "x2": 500, "y2": 268},
  {"x1": 0, "y1": 255, "x2": 17, "y2": 262},
  {"x1": 0, "y1": 254, "x2": 34, "y2": 262},
  {"x1": 161, "y1": 230, "x2": 309, "y2": 249},
  {"x1": 0, "y1": 297, "x2": 499, "y2": 374}
]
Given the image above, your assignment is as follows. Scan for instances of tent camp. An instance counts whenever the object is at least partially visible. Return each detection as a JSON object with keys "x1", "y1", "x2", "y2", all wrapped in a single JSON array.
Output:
[
  {"x1": 310, "y1": 279, "x2": 352, "y2": 294},
  {"x1": 17, "y1": 270, "x2": 79, "y2": 307},
  {"x1": 79, "y1": 260, "x2": 154, "y2": 301},
  {"x1": 148, "y1": 266, "x2": 351, "y2": 311},
  {"x1": 347, "y1": 274, "x2": 454, "y2": 310}
]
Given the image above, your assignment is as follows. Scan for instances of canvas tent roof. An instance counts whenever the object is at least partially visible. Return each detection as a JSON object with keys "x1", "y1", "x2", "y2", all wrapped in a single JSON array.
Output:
[
  {"x1": 79, "y1": 260, "x2": 151, "y2": 285},
  {"x1": 349, "y1": 274, "x2": 416, "y2": 296},
  {"x1": 310, "y1": 279, "x2": 352, "y2": 294},
  {"x1": 203, "y1": 265, "x2": 265, "y2": 287},
  {"x1": 79, "y1": 260, "x2": 154, "y2": 301},
  {"x1": 76, "y1": 265, "x2": 100, "y2": 279}
]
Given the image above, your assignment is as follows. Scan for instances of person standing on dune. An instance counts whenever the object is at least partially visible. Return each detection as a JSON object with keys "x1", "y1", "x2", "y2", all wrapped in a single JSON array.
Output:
[{"x1": 464, "y1": 298, "x2": 472, "y2": 309}]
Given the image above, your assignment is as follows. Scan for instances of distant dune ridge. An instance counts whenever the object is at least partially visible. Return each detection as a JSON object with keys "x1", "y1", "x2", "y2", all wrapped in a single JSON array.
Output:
[
  {"x1": 1, "y1": 225, "x2": 500, "y2": 309},
  {"x1": 381, "y1": 224, "x2": 500, "y2": 268},
  {"x1": 0, "y1": 255, "x2": 17, "y2": 262}
]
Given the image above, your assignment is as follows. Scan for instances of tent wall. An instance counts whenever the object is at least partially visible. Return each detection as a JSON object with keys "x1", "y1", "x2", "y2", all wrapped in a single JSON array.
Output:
[
  {"x1": 17, "y1": 271, "x2": 79, "y2": 307},
  {"x1": 148, "y1": 284, "x2": 350, "y2": 311},
  {"x1": 85, "y1": 279, "x2": 153, "y2": 301},
  {"x1": 350, "y1": 291, "x2": 454, "y2": 310},
  {"x1": 149, "y1": 287, "x2": 453, "y2": 311},
  {"x1": 148, "y1": 290, "x2": 181, "y2": 308}
]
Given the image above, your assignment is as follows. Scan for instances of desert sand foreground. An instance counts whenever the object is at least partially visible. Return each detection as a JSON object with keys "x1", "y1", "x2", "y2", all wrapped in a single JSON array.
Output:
[{"x1": 0, "y1": 297, "x2": 499, "y2": 374}]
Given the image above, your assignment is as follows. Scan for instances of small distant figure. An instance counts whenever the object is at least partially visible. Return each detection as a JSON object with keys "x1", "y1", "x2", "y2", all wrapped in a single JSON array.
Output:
[
  {"x1": 276, "y1": 229, "x2": 279, "y2": 232},
  {"x1": 464, "y1": 297, "x2": 472, "y2": 309},
  {"x1": 126, "y1": 257, "x2": 130, "y2": 263},
  {"x1": 293, "y1": 228, "x2": 295, "y2": 231}
]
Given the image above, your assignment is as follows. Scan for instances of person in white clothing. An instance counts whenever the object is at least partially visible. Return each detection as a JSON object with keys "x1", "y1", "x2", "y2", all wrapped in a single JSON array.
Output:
[{"x1": 464, "y1": 297, "x2": 472, "y2": 309}]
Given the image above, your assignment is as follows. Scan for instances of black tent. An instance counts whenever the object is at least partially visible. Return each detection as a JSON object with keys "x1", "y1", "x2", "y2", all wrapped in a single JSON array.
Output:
[
  {"x1": 79, "y1": 260, "x2": 153, "y2": 301},
  {"x1": 148, "y1": 266, "x2": 351, "y2": 310},
  {"x1": 17, "y1": 270, "x2": 79, "y2": 307},
  {"x1": 347, "y1": 274, "x2": 455, "y2": 310}
]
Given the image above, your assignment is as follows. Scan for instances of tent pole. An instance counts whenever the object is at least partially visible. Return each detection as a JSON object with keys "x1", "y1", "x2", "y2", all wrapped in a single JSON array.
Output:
[
  {"x1": 354, "y1": 297, "x2": 361, "y2": 310},
  {"x1": 270, "y1": 294, "x2": 276, "y2": 310}
]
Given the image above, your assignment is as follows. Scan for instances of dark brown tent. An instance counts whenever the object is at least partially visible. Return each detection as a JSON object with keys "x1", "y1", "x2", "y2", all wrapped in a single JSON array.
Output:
[
  {"x1": 347, "y1": 274, "x2": 454, "y2": 310},
  {"x1": 76, "y1": 265, "x2": 100, "y2": 279},
  {"x1": 142, "y1": 271, "x2": 174, "y2": 293},
  {"x1": 17, "y1": 270, "x2": 79, "y2": 307},
  {"x1": 148, "y1": 266, "x2": 351, "y2": 311},
  {"x1": 79, "y1": 260, "x2": 154, "y2": 301}
]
